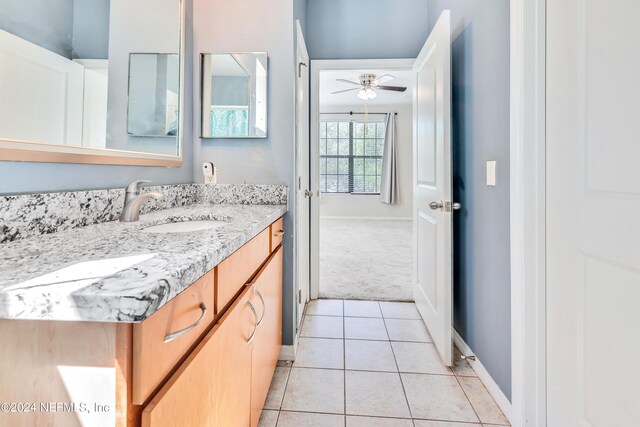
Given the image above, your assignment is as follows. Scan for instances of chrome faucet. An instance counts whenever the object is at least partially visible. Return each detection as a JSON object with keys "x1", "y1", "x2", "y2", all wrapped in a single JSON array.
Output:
[{"x1": 119, "y1": 180, "x2": 164, "y2": 222}]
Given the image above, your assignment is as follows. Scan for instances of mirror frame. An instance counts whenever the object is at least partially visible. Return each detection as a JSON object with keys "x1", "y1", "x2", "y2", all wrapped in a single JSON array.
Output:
[
  {"x1": 200, "y1": 52, "x2": 269, "y2": 139},
  {"x1": 0, "y1": 0, "x2": 186, "y2": 167}
]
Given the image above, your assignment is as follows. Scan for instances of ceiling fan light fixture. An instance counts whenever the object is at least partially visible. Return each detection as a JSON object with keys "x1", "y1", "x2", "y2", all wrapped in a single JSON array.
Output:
[
  {"x1": 357, "y1": 89, "x2": 368, "y2": 100},
  {"x1": 366, "y1": 88, "x2": 377, "y2": 99}
]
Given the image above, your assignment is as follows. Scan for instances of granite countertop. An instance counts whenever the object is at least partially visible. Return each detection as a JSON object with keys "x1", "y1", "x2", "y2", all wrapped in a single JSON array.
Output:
[{"x1": 0, "y1": 203, "x2": 287, "y2": 322}]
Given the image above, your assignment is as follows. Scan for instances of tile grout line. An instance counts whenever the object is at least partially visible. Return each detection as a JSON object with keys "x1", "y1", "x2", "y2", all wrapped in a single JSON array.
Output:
[
  {"x1": 451, "y1": 342, "x2": 509, "y2": 426},
  {"x1": 342, "y1": 300, "x2": 347, "y2": 424},
  {"x1": 382, "y1": 310, "x2": 415, "y2": 421},
  {"x1": 279, "y1": 301, "x2": 501, "y2": 427},
  {"x1": 276, "y1": 407, "x2": 491, "y2": 424},
  {"x1": 286, "y1": 364, "x2": 470, "y2": 378},
  {"x1": 452, "y1": 363, "x2": 483, "y2": 425},
  {"x1": 305, "y1": 313, "x2": 423, "y2": 320}
]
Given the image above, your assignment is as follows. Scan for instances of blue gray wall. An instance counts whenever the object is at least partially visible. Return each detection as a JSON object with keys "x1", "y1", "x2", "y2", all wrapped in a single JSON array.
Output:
[
  {"x1": 428, "y1": 1, "x2": 512, "y2": 400},
  {"x1": 0, "y1": 0, "x2": 75, "y2": 58},
  {"x1": 306, "y1": 0, "x2": 428, "y2": 59},
  {"x1": 0, "y1": 0, "x2": 110, "y2": 59},
  {"x1": 72, "y1": 0, "x2": 110, "y2": 59},
  {"x1": 0, "y1": 0, "x2": 194, "y2": 195},
  {"x1": 191, "y1": 0, "x2": 297, "y2": 345},
  {"x1": 294, "y1": 0, "x2": 307, "y2": 37}
]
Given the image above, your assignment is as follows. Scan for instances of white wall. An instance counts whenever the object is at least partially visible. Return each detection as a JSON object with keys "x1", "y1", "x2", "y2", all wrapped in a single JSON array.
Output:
[{"x1": 319, "y1": 103, "x2": 413, "y2": 220}]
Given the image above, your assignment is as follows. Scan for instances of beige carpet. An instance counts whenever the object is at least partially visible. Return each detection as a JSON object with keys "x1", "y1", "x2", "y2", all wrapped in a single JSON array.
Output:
[{"x1": 319, "y1": 218, "x2": 414, "y2": 301}]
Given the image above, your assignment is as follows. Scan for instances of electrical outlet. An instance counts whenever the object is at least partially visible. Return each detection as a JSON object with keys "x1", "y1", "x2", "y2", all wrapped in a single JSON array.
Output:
[{"x1": 486, "y1": 161, "x2": 497, "y2": 186}]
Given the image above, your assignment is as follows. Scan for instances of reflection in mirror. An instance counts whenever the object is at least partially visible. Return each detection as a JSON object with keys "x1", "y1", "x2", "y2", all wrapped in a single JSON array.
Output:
[
  {"x1": 201, "y1": 53, "x2": 268, "y2": 138},
  {"x1": 127, "y1": 53, "x2": 179, "y2": 137},
  {"x1": 0, "y1": 0, "x2": 182, "y2": 161}
]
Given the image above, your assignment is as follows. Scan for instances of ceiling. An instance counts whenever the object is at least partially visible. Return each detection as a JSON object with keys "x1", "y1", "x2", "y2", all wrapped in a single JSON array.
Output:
[{"x1": 319, "y1": 69, "x2": 414, "y2": 108}]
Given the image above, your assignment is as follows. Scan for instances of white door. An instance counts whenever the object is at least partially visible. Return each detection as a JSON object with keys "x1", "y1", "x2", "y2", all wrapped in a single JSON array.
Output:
[
  {"x1": 413, "y1": 10, "x2": 454, "y2": 366},
  {"x1": 295, "y1": 21, "x2": 311, "y2": 327},
  {"x1": 0, "y1": 29, "x2": 84, "y2": 147},
  {"x1": 547, "y1": 1, "x2": 640, "y2": 426}
]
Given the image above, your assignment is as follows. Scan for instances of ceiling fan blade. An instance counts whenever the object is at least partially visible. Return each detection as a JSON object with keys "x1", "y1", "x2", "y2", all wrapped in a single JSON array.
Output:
[
  {"x1": 331, "y1": 88, "x2": 361, "y2": 95},
  {"x1": 373, "y1": 74, "x2": 395, "y2": 85},
  {"x1": 376, "y1": 85, "x2": 407, "y2": 92},
  {"x1": 336, "y1": 79, "x2": 362, "y2": 87}
]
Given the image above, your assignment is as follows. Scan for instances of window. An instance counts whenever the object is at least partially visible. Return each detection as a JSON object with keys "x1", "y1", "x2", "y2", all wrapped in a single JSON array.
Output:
[{"x1": 319, "y1": 120, "x2": 386, "y2": 194}]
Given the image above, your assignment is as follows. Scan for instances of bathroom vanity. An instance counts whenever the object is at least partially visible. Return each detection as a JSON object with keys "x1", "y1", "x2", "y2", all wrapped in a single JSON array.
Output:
[{"x1": 0, "y1": 184, "x2": 287, "y2": 427}]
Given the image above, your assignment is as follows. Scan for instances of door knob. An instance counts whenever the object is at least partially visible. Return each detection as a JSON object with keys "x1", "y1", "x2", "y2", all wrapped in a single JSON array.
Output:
[
  {"x1": 429, "y1": 201, "x2": 462, "y2": 212},
  {"x1": 304, "y1": 190, "x2": 313, "y2": 198}
]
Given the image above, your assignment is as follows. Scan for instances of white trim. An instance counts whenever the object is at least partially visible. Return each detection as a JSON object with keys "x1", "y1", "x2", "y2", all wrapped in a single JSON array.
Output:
[
  {"x1": 278, "y1": 334, "x2": 299, "y2": 361},
  {"x1": 278, "y1": 345, "x2": 296, "y2": 361},
  {"x1": 310, "y1": 58, "x2": 415, "y2": 300},
  {"x1": 294, "y1": 19, "x2": 311, "y2": 330},
  {"x1": 280, "y1": 305, "x2": 304, "y2": 361},
  {"x1": 452, "y1": 329, "x2": 513, "y2": 423},
  {"x1": 510, "y1": 0, "x2": 547, "y2": 426},
  {"x1": 319, "y1": 216, "x2": 412, "y2": 221}
]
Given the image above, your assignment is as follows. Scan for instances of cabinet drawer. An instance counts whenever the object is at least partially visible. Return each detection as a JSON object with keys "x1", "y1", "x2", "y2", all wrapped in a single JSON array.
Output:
[
  {"x1": 132, "y1": 271, "x2": 215, "y2": 405},
  {"x1": 215, "y1": 227, "x2": 270, "y2": 313},
  {"x1": 270, "y1": 217, "x2": 284, "y2": 252},
  {"x1": 142, "y1": 286, "x2": 254, "y2": 427}
]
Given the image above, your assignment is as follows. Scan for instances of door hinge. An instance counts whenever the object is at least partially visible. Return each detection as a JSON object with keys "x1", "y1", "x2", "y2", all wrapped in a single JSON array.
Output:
[
  {"x1": 298, "y1": 61, "x2": 308, "y2": 78},
  {"x1": 298, "y1": 290, "x2": 302, "y2": 304}
]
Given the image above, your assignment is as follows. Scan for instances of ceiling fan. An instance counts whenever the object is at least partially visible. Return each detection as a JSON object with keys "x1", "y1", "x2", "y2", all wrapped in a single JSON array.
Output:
[{"x1": 331, "y1": 73, "x2": 407, "y2": 100}]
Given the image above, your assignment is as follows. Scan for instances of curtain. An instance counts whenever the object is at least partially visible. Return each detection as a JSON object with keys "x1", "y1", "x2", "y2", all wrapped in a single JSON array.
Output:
[{"x1": 380, "y1": 113, "x2": 399, "y2": 204}]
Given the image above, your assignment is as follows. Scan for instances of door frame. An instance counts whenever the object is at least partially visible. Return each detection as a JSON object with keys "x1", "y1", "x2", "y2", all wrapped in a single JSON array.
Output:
[
  {"x1": 307, "y1": 2, "x2": 547, "y2": 424},
  {"x1": 309, "y1": 58, "x2": 416, "y2": 300},
  {"x1": 294, "y1": 20, "x2": 310, "y2": 330},
  {"x1": 509, "y1": 0, "x2": 547, "y2": 426}
]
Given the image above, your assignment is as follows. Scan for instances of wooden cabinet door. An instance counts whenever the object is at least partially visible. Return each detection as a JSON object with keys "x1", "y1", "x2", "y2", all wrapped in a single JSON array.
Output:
[
  {"x1": 250, "y1": 245, "x2": 283, "y2": 427},
  {"x1": 142, "y1": 287, "x2": 255, "y2": 427}
]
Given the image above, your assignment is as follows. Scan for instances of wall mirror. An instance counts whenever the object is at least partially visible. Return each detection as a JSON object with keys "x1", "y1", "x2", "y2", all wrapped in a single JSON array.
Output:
[
  {"x1": 0, "y1": 0, "x2": 185, "y2": 166},
  {"x1": 201, "y1": 53, "x2": 268, "y2": 139}
]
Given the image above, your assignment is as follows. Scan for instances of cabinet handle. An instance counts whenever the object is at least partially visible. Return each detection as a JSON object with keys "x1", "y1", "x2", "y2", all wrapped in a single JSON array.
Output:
[
  {"x1": 247, "y1": 301, "x2": 258, "y2": 344},
  {"x1": 273, "y1": 230, "x2": 284, "y2": 237},
  {"x1": 256, "y1": 290, "x2": 266, "y2": 327},
  {"x1": 164, "y1": 303, "x2": 207, "y2": 343}
]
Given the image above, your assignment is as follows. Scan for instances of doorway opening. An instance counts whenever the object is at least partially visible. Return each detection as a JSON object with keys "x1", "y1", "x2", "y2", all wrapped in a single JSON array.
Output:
[
  {"x1": 310, "y1": 60, "x2": 416, "y2": 303},
  {"x1": 315, "y1": 67, "x2": 414, "y2": 301}
]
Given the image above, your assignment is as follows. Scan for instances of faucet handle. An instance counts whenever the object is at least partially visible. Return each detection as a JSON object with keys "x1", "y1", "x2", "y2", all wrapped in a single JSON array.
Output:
[{"x1": 125, "y1": 180, "x2": 152, "y2": 194}]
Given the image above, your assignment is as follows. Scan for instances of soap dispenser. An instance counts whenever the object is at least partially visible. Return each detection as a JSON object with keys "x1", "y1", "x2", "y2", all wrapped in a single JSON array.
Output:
[{"x1": 202, "y1": 162, "x2": 217, "y2": 184}]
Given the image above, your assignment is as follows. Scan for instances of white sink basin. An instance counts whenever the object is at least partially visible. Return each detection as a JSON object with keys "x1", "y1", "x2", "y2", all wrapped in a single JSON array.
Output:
[{"x1": 141, "y1": 220, "x2": 227, "y2": 234}]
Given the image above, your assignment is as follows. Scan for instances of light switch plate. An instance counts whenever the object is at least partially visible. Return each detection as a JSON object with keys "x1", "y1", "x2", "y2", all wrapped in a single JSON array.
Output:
[{"x1": 486, "y1": 161, "x2": 497, "y2": 186}]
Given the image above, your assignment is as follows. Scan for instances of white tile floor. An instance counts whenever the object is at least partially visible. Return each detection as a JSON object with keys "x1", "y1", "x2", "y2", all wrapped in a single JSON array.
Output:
[{"x1": 259, "y1": 300, "x2": 510, "y2": 427}]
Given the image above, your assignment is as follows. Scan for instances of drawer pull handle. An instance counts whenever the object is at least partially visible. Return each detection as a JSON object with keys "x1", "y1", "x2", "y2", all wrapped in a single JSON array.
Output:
[
  {"x1": 273, "y1": 230, "x2": 284, "y2": 237},
  {"x1": 256, "y1": 290, "x2": 266, "y2": 327},
  {"x1": 247, "y1": 301, "x2": 258, "y2": 344},
  {"x1": 163, "y1": 303, "x2": 207, "y2": 343}
]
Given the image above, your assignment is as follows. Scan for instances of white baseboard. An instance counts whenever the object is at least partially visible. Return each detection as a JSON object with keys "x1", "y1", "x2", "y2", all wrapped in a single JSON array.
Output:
[
  {"x1": 452, "y1": 329, "x2": 513, "y2": 423},
  {"x1": 279, "y1": 330, "x2": 300, "y2": 361},
  {"x1": 279, "y1": 345, "x2": 296, "y2": 361},
  {"x1": 320, "y1": 216, "x2": 412, "y2": 221}
]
